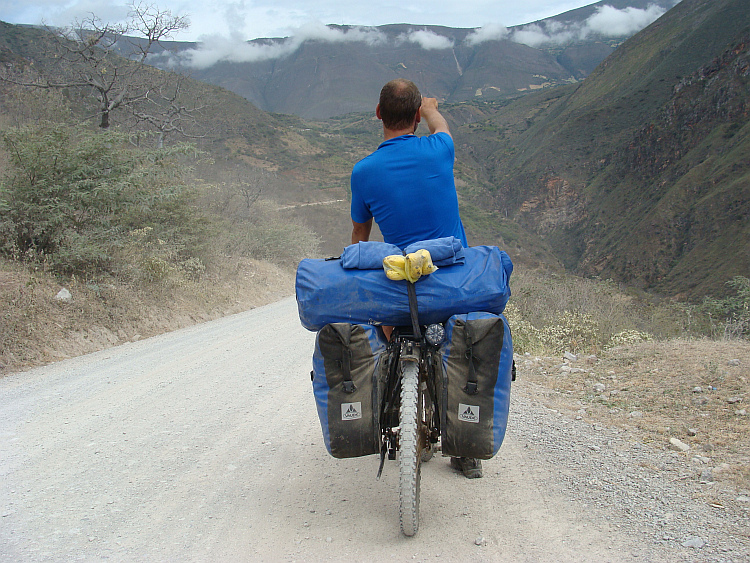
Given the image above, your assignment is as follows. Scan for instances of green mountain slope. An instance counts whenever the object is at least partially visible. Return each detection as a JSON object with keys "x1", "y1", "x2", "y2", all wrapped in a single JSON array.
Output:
[{"x1": 455, "y1": 0, "x2": 750, "y2": 298}]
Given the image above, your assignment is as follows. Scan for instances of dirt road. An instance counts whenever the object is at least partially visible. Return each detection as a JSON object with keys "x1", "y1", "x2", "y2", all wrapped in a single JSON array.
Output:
[{"x1": 0, "y1": 297, "x2": 739, "y2": 561}]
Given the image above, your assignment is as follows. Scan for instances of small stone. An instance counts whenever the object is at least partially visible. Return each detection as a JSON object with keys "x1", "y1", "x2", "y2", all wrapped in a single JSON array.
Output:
[
  {"x1": 687, "y1": 428, "x2": 698, "y2": 437},
  {"x1": 563, "y1": 352, "x2": 577, "y2": 362},
  {"x1": 628, "y1": 411, "x2": 644, "y2": 418},
  {"x1": 474, "y1": 536, "x2": 485, "y2": 546},
  {"x1": 593, "y1": 383, "x2": 606, "y2": 393},
  {"x1": 693, "y1": 386, "x2": 703, "y2": 393},
  {"x1": 669, "y1": 437, "x2": 690, "y2": 452},
  {"x1": 736, "y1": 409, "x2": 747, "y2": 416},
  {"x1": 325, "y1": 537, "x2": 333, "y2": 543},
  {"x1": 559, "y1": 365, "x2": 571, "y2": 373},
  {"x1": 728, "y1": 359, "x2": 740, "y2": 367},
  {"x1": 736, "y1": 495, "x2": 750, "y2": 502},
  {"x1": 681, "y1": 537, "x2": 705, "y2": 549},
  {"x1": 55, "y1": 288, "x2": 72, "y2": 302},
  {"x1": 713, "y1": 463, "x2": 731, "y2": 476},
  {"x1": 727, "y1": 397, "x2": 743, "y2": 404},
  {"x1": 699, "y1": 469, "x2": 713, "y2": 482}
]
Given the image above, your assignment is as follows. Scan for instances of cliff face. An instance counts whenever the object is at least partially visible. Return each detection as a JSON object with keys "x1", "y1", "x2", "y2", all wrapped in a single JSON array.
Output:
[{"x1": 578, "y1": 32, "x2": 750, "y2": 297}]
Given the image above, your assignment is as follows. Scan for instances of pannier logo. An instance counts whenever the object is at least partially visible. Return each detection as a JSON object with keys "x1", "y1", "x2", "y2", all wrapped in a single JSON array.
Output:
[
  {"x1": 341, "y1": 402, "x2": 362, "y2": 421},
  {"x1": 458, "y1": 403, "x2": 480, "y2": 423}
]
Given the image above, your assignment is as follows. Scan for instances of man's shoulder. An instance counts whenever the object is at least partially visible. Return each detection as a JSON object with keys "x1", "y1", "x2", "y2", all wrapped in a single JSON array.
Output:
[{"x1": 424, "y1": 131, "x2": 453, "y2": 148}]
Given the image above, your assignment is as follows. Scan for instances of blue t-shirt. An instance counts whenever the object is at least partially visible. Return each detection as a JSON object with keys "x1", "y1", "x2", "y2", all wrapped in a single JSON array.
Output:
[{"x1": 350, "y1": 132, "x2": 468, "y2": 249}]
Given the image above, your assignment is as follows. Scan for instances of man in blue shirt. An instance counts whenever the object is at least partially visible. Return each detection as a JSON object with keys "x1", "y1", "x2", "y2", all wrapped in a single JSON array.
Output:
[
  {"x1": 349, "y1": 79, "x2": 480, "y2": 479},
  {"x1": 350, "y1": 79, "x2": 467, "y2": 248}
]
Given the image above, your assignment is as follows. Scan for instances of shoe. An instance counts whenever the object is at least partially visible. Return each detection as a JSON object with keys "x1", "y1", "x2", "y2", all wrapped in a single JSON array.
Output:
[{"x1": 450, "y1": 457, "x2": 483, "y2": 479}]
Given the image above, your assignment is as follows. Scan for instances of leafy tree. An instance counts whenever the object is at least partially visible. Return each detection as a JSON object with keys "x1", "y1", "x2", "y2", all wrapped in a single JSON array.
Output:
[{"x1": 0, "y1": 123, "x2": 203, "y2": 276}]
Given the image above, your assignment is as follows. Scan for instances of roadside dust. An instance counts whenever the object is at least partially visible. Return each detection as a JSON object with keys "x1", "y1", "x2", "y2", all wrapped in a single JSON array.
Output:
[{"x1": 0, "y1": 258, "x2": 294, "y2": 374}]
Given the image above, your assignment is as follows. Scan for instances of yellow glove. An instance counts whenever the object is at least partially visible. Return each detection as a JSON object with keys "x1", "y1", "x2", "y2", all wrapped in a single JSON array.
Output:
[{"x1": 383, "y1": 249, "x2": 437, "y2": 282}]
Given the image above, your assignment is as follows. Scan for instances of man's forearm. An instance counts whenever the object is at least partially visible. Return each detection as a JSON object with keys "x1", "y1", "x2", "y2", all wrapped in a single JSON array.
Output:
[
  {"x1": 423, "y1": 109, "x2": 450, "y2": 135},
  {"x1": 351, "y1": 219, "x2": 373, "y2": 244}
]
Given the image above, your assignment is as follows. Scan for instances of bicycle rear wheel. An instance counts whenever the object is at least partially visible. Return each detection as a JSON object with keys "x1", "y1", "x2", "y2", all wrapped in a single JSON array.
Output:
[{"x1": 399, "y1": 359, "x2": 421, "y2": 536}]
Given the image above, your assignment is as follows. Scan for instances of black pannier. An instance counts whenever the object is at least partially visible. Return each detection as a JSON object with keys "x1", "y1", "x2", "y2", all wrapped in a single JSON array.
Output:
[
  {"x1": 311, "y1": 323, "x2": 388, "y2": 458},
  {"x1": 435, "y1": 312, "x2": 513, "y2": 460}
]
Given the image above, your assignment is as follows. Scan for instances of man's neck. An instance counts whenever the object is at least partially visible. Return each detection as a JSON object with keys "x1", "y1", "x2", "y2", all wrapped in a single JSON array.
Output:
[{"x1": 382, "y1": 126, "x2": 416, "y2": 141}]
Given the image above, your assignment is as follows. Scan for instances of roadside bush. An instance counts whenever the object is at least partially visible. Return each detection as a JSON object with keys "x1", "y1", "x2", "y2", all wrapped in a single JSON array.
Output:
[
  {"x1": 506, "y1": 270, "x2": 660, "y2": 355},
  {"x1": 700, "y1": 276, "x2": 750, "y2": 339},
  {"x1": 220, "y1": 200, "x2": 321, "y2": 269},
  {"x1": 0, "y1": 124, "x2": 206, "y2": 280}
]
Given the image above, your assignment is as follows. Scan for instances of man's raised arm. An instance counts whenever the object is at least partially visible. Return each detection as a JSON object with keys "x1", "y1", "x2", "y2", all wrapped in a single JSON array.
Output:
[{"x1": 420, "y1": 97, "x2": 451, "y2": 137}]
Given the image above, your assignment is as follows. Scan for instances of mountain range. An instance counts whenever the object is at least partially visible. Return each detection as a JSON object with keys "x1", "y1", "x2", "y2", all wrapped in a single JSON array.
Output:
[{"x1": 151, "y1": 0, "x2": 676, "y2": 119}]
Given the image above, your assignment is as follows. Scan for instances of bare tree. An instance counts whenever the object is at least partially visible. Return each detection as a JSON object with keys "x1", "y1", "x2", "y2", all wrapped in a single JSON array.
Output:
[
  {"x1": 130, "y1": 73, "x2": 209, "y2": 148},
  {"x1": 1, "y1": 2, "x2": 189, "y2": 130}
]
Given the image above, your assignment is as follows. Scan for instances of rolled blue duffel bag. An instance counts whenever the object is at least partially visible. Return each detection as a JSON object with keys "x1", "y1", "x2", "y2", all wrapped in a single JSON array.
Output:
[{"x1": 296, "y1": 244, "x2": 513, "y2": 332}]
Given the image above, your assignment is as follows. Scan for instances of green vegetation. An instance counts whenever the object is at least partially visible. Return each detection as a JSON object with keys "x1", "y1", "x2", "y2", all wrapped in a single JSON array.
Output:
[
  {"x1": 450, "y1": 0, "x2": 750, "y2": 300},
  {"x1": 701, "y1": 277, "x2": 750, "y2": 339},
  {"x1": 506, "y1": 270, "x2": 750, "y2": 356},
  {"x1": 0, "y1": 125, "x2": 204, "y2": 278}
]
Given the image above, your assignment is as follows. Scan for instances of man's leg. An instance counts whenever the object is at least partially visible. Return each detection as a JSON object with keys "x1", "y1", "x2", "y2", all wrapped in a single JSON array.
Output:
[{"x1": 450, "y1": 457, "x2": 483, "y2": 479}]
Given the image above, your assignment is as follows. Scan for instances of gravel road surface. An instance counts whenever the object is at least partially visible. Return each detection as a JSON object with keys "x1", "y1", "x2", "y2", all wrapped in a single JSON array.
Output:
[{"x1": 1, "y1": 297, "x2": 746, "y2": 561}]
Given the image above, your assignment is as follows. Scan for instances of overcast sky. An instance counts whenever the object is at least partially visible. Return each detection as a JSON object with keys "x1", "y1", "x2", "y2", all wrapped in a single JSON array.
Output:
[{"x1": 1, "y1": 0, "x2": 660, "y2": 41}]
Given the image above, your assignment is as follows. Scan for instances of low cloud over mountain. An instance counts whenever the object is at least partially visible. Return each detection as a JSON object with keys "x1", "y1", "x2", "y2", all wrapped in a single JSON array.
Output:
[{"x1": 161, "y1": 3, "x2": 675, "y2": 69}]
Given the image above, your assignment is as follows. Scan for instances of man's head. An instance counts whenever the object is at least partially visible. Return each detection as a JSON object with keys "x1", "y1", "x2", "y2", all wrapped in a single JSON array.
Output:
[{"x1": 377, "y1": 79, "x2": 422, "y2": 131}]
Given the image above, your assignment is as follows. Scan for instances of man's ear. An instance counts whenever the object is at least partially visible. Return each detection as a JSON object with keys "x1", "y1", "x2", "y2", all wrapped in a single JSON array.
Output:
[{"x1": 376, "y1": 104, "x2": 382, "y2": 120}]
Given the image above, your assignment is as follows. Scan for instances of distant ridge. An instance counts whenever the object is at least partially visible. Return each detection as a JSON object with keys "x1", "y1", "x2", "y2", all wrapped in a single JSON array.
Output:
[{"x1": 149, "y1": 0, "x2": 675, "y2": 119}]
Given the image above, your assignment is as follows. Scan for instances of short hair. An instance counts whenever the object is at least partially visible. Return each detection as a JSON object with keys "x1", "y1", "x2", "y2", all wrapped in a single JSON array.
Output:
[{"x1": 379, "y1": 79, "x2": 422, "y2": 130}]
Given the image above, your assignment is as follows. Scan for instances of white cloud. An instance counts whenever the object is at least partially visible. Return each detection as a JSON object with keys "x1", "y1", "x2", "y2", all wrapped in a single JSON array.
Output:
[
  {"x1": 464, "y1": 22, "x2": 509, "y2": 46},
  {"x1": 165, "y1": 23, "x2": 458, "y2": 68},
  {"x1": 165, "y1": 22, "x2": 389, "y2": 69},
  {"x1": 504, "y1": 3, "x2": 667, "y2": 47},
  {"x1": 398, "y1": 29, "x2": 454, "y2": 50},
  {"x1": 584, "y1": 4, "x2": 666, "y2": 36}
]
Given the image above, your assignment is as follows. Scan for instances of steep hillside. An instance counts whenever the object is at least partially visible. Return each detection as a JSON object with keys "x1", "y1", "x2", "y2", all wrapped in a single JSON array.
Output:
[{"x1": 456, "y1": 0, "x2": 750, "y2": 298}]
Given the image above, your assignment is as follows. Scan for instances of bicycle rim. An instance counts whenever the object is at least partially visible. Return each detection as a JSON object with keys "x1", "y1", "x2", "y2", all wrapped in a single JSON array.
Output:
[{"x1": 399, "y1": 360, "x2": 421, "y2": 536}]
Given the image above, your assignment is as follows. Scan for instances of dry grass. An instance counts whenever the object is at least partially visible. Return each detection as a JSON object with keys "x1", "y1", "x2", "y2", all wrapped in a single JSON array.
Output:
[
  {"x1": 0, "y1": 257, "x2": 294, "y2": 373},
  {"x1": 520, "y1": 339, "x2": 750, "y2": 489}
]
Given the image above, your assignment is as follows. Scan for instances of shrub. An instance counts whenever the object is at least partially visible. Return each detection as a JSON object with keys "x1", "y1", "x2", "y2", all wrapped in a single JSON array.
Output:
[
  {"x1": 701, "y1": 276, "x2": 750, "y2": 339},
  {"x1": 0, "y1": 124, "x2": 205, "y2": 279}
]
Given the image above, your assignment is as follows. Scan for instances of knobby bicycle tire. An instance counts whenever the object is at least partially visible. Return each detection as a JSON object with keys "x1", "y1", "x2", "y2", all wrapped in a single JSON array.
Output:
[{"x1": 399, "y1": 359, "x2": 421, "y2": 536}]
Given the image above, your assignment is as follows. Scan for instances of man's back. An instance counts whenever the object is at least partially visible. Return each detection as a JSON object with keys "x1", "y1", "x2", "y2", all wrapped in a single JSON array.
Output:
[{"x1": 350, "y1": 132, "x2": 467, "y2": 248}]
